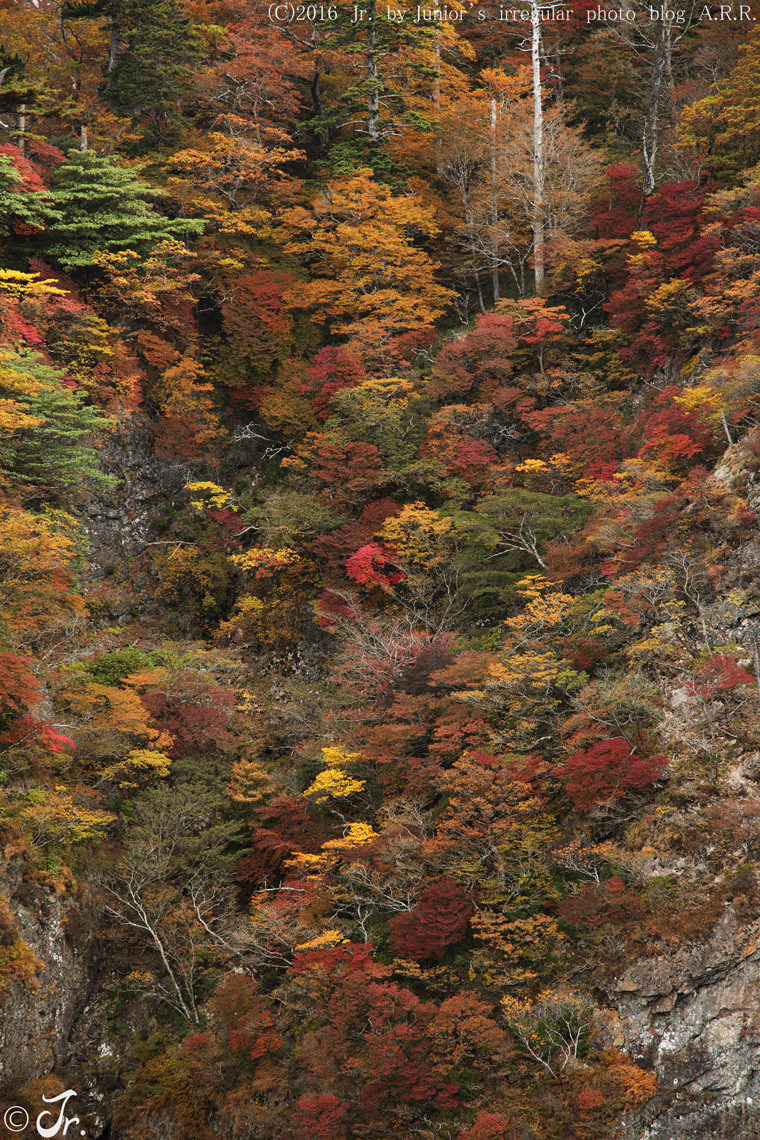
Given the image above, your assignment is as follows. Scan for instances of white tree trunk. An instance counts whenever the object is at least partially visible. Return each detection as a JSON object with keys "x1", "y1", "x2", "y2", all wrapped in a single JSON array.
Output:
[
  {"x1": 17, "y1": 104, "x2": 26, "y2": 154},
  {"x1": 642, "y1": 20, "x2": 671, "y2": 195},
  {"x1": 490, "y1": 96, "x2": 500, "y2": 302},
  {"x1": 531, "y1": 1, "x2": 545, "y2": 294},
  {"x1": 367, "y1": 0, "x2": 380, "y2": 142},
  {"x1": 434, "y1": 34, "x2": 443, "y2": 175}
]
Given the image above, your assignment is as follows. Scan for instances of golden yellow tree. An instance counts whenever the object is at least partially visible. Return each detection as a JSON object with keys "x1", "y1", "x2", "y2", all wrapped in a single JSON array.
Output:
[
  {"x1": 0, "y1": 507, "x2": 84, "y2": 646},
  {"x1": 278, "y1": 168, "x2": 453, "y2": 346}
]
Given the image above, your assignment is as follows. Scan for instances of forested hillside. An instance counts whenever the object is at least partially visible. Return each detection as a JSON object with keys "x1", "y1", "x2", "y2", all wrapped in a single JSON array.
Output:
[{"x1": 2, "y1": 1, "x2": 760, "y2": 1137}]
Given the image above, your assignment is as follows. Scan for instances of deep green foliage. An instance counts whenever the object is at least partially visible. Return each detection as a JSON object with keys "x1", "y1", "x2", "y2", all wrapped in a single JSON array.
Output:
[
  {"x1": 108, "y1": 0, "x2": 203, "y2": 144},
  {"x1": 0, "y1": 348, "x2": 112, "y2": 496},
  {"x1": 42, "y1": 152, "x2": 202, "y2": 269}
]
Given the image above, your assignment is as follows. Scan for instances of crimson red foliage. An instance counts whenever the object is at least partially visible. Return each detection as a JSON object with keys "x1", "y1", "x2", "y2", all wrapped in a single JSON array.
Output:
[
  {"x1": 590, "y1": 164, "x2": 640, "y2": 241},
  {"x1": 558, "y1": 737, "x2": 665, "y2": 810},
  {"x1": 601, "y1": 492, "x2": 683, "y2": 577},
  {"x1": 428, "y1": 314, "x2": 517, "y2": 401},
  {"x1": 444, "y1": 437, "x2": 499, "y2": 483},
  {"x1": 300, "y1": 346, "x2": 365, "y2": 418},
  {"x1": 345, "y1": 542, "x2": 405, "y2": 591},
  {"x1": 37, "y1": 725, "x2": 75, "y2": 754},
  {"x1": 295, "y1": 1095, "x2": 349, "y2": 1140},
  {"x1": 458, "y1": 1112, "x2": 514, "y2": 1140},
  {"x1": 291, "y1": 943, "x2": 461, "y2": 1114},
  {"x1": 293, "y1": 437, "x2": 385, "y2": 505},
  {"x1": 0, "y1": 301, "x2": 46, "y2": 349},
  {"x1": 291, "y1": 938, "x2": 376, "y2": 975},
  {"x1": 524, "y1": 401, "x2": 633, "y2": 476},
  {"x1": 638, "y1": 387, "x2": 719, "y2": 469},
  {"x1": 558, "y1": 876, "x2": 644, "y2": 927},
  {"x1": 236, "y1": 796, "x2": 324, "y2": 888},
  {"x1": 0, "y1": 143, "x2": 48, "y2": 193},
  {"x1": 388, "y1": 876, "x2": 474, "y2": 961},
  {"x1": 641, "y1": 182, "x2": 718, "y2": 285},
  {"x1": 314, "y1": 497, "x2": 400, "y2": 578},
  {"x1": 139, "y1": 675, "x2": 239, "y2": 759},
  {"x1": 0, "y1": 651, "x2": 42, "y2": 727},
  {"x1": 221, "y1": 271, "x2": 293, "y2": 375},
  {"x1": 686, "y1": 653, "x2": 755, "y2": 699}
]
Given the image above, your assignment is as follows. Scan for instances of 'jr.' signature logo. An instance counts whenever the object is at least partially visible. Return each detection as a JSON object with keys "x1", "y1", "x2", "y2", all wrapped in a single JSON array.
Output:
[{"x1": 3, "y1": 1089, "x2": 85, "y2": 1137}]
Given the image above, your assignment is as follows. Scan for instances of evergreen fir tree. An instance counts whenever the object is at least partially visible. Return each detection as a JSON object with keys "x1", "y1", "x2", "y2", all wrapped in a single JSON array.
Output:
[
  {"x1": 0, "y1": 154, "x2": 59, "y2": 245},
  {"x1": 41, "y1": 151, "x2": 203, "y2": 270},
  {"x1": 108, "y1": 0, "x2": 202, "y2": 144},
  {"x1": 0, "y1": 347, "x2": 113, "y2": 497}
]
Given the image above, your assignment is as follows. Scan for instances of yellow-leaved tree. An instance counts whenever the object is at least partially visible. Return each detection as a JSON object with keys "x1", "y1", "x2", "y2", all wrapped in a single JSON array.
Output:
[
  {"x1": 303, "y1": 746, "x2": 367, "y2": 804},
  {"x1": 0, "y1": 507, "x2": 85, "y2": 647},
  {"x1": 278, "y1": 168, "x2": 453, "y2": 350}
]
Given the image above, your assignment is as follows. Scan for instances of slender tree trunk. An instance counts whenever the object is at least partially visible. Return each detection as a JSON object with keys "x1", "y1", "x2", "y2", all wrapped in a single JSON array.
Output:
[
  {"x1": 80, "y1": 124, "x2": 89, "y2": 151},
  {"x1": 474, "y1": 269, "x2": 486, "y2": 314},
  {"x1": 753, "y1": 633, "x2": 760, "y2": 708},
  {"x1": 107, "y1": 0, "x2": 122, "y2": 74},
  {"x1": 310, "y1": 67, "x2": 329, "y2": 153},
  {"x1": 490, "y1": 96, "x2": 500, "y2": 302},
  {"x1": 367, "y1": 0, "x2": 380, "y2": 142},
  {"x1": 462, "y1": 187, "x2": 487, "y2": 314},
  {"x1": 108, "y1": 24, "x2": 119, "y2": 72},
  {"x1": 310, "y1": 69, "x2": 323, "y2": 118},
  {"x1": 433, "y1": 34, "x2": 443, "y2": 175},
  {"x1": 642, "y1": 20, "x2": 670, "y2": 196},
  {"x1": 17, "y1": 104, "x2": 26, "y2": 154},
  {"x1": 531, "y1": 0, "x2": 545, "y2": 294}
]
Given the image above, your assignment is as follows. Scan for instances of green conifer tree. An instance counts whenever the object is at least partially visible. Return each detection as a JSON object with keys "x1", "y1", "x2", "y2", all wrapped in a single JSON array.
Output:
[
  {"x1": 0, "y1": 155, "x2": 59, "y2": 245},
  {"x1": 41, "y1": 151, "x2": 203, "y2": 270},
  {"x1": 107, "y1": 0, "x2": 202, "y2": 144},
  {"x1": 0, "y1": 347, "x2": 113, "y2": 498}
]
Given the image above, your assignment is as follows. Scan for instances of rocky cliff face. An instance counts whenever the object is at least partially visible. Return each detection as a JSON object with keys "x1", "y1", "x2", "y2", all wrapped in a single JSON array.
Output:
[
  {"x1": 0, "y1": 419, "x2": 190, "y2": 1133},
  {"x1": 595, "y1": 441, "x2": 760, "y2": 1138},
  {"x1": 83, "y1": 416, "x2": 189, "y2": 570},
  {"x1": 82, "y1": 413, "x2": 261, "y2": 570},
  {"x1": 0, "y1": 415, "x2": 259, "y2": 1134},
  {"x1": 10, "y1": 882, "x2": 760, "y2": 1140},
  {"x1": 612, "y1": 907, "x2": 760, "y2": 1139},
  {"x1": 0, "y1": 860, "x2": 98, "y2": 1092},
  {"x1": 0, "y1": 856, "x2": 151, "y2": 1138}
]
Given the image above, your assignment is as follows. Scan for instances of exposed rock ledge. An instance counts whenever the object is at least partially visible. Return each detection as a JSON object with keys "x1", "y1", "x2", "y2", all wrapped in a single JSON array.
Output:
[
  {"x1": 0, "y1": 859, "x2": 98, "y2": 1091},
  {"x1": 608, "y1": 906, "x2": 760, "y2": 1139}
]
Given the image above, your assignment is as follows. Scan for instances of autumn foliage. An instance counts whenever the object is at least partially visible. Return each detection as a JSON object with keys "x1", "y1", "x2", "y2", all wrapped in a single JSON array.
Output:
[{"x1": 3, "y1": 2, "x2": 760, "y2": 1138}]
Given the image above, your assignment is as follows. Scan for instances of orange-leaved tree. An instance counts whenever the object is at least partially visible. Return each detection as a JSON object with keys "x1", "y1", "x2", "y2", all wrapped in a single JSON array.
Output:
[{"x1": 277, "y1": 168, "x2": 453, "y2": 352}]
